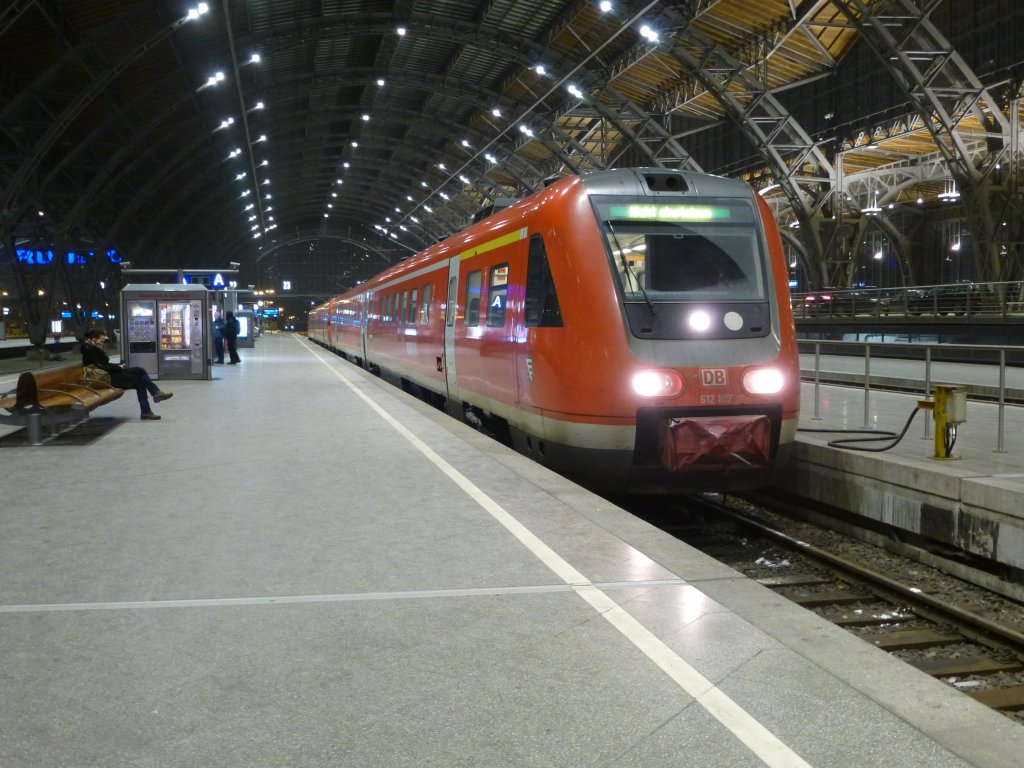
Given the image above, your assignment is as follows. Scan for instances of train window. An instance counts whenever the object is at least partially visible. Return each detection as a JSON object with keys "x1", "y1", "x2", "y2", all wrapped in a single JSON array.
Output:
[
  {"x1": 408, "y1": 288, "x2": 418, "y2": 325},
  {"x1": 648, "y1": 234, "x2": 751, "y2": 293},
  {"x1": 465, "y1": 270, "x2": 482, "y2": 326},
  {"x1": 487, "y1": 264, "x2": 509, "y2": 327},
  {"x1": 383, "y1": 294, "x2": 391, "y2": 324},
  {"x1": 525, "y1": 235, "x2": 563, "y2": 327},
  {"x1": 600, "y1": 199, "x2": 765, "y2": 302},
  {"x1": 419, "y1": 284, "x2": 431, "y2": 325},
  {"x1": 401, "y1": 291, "x2": 409, "y2": 325},
  {"x1": 446, "y1": 277, "x2": 457, "y2": 326}
]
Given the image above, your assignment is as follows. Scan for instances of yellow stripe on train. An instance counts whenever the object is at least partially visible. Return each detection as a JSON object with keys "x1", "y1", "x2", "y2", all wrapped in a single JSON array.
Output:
[{"x1": 459, "y1": 227, "x2": 528, "y2": 261}]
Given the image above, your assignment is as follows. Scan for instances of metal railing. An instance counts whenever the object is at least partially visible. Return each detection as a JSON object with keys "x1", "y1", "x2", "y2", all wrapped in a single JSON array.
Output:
[
  {"x1": 791, "y1": 280, "x2": 1024, "y2": 320},
  {"x1": 799, "y1": 339, "x2": 1024, "y2": 453}
]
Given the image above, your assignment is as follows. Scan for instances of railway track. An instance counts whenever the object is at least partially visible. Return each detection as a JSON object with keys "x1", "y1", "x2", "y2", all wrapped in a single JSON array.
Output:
[{"x1": 641, "y1": 493, "x2": 1024, "y2": 722}]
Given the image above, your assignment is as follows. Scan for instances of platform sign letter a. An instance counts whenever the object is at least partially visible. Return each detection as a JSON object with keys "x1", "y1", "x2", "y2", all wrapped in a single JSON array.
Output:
[
  {"x1": 212, "y1": 273, "x2": 225, "y2": 288},
  {"x1": 700, "y1": 368, "x2": 727, "y2": 386}
]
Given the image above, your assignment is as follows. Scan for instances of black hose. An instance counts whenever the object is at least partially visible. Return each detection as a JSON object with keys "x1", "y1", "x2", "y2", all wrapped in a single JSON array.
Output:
[
  {"x1": 944, "y1": 425, "x2": 957, "y2": 457},
  {"x1": 797, "y1": 407, "x2": 921, "y2": 452}
]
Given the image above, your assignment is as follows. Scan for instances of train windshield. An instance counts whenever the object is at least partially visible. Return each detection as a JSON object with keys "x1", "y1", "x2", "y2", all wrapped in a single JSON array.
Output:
[{"x1": 596, "y1": 199, "x2": 766, "y2": 302}]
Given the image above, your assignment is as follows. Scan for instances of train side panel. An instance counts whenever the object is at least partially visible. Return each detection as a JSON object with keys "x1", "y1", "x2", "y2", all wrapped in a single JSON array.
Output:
[
  {"x1": 308, "y1": 302, "x2": 330, "y2": 347},
  {"x1": 449, "y1": 222, "x2": 530, "y2": 410},
  {"x1": 330, "y1": 297, "x2": 362, "y2": 359},
  {"x1": 364, "y1": 257, "x2": 448, "y2": 393},
  {"x1": 515, "y1": 180, "x2": 635, "y2": 419}
]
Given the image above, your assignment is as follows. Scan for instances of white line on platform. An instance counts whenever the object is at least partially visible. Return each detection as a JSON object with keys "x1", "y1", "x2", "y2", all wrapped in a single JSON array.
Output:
[
  {"x1": 302, "y1": 338, "x2": 815, "y2": 768},
  {"x1": 0, "y1": 580, "x2": 690, "y2": 614}
]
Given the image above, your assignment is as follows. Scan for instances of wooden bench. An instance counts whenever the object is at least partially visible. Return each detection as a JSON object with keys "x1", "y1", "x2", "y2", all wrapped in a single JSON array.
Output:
[{"x1": 0, "y1": 364, "x2": 124, "y2": 445}]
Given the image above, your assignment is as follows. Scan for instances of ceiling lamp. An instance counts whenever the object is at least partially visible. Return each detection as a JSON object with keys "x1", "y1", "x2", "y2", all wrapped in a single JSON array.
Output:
[
  {"x1": 639, "y1": 24, "x2": 659, "y2": 43},
  {"x1": 938, "y1": 180, "x2": 960, "y2": 201}
]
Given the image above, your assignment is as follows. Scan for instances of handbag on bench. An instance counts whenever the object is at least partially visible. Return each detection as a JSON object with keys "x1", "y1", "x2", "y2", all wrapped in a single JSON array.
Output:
[{"x1": 81, "y1": 364, "x2": 113, "y2": 387}]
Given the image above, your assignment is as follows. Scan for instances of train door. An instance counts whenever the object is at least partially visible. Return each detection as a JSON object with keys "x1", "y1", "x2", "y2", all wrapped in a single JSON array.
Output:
[
  {"x1": 359, "y1": 293, "x2": 369, "y2": 365},
  {"x1": 443, "y1": 256, "x2": 461, "y2": 415}
]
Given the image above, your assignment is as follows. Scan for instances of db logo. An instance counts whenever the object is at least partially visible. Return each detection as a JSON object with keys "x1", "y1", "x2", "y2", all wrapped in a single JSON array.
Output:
[{"x1": 700, "y1": 368, "x2": 728, "y2": 387}]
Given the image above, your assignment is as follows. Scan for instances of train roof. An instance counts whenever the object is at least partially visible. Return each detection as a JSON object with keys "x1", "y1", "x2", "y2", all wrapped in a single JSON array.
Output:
[
  {"x1": 311, "y1": 168, "x2": 758, "y2": 312},
  {"x1": 579, "y1": 168, "x2": 753, "y2": 199}
]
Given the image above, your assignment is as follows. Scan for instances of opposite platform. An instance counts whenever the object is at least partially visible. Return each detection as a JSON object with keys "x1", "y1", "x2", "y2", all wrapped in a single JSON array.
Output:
[
  {"x1": 785, "y1": 355, "x2": 1024, "y2": 575},
  {"x1": 1, "y1": 334, "x2": 1022, "y2": 766}
]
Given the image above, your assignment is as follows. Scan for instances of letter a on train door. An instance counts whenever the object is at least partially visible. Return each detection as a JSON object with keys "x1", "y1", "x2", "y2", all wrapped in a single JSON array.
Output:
[{"x1": 443, "y1": 256, "x2": 461, "y2": 416}]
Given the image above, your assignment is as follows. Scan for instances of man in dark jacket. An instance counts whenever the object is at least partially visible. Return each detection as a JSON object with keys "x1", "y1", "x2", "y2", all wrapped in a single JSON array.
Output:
[
  {"x1": 212, "y1": 313, "x2": 225, "y2": 364},
  {"x1": 223, "y1": 311, "x2": 242, "y2": 364}
]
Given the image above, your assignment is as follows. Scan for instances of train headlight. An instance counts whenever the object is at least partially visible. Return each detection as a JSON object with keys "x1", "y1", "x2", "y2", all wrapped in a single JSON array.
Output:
[
  {"x1": 632, "y1": 370, "x2": 683, "y2": 398},
  {"x1": 687, "y1": 310, "x2": 711, "y2": 332},
  {"x1": 742, "y1": 367, "x2": 784, "y2": 395}
]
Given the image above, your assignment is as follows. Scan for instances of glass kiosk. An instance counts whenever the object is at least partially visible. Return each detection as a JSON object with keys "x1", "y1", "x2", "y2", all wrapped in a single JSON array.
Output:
[
  {"x1": 121, "y1": 284, "x2": 211, "y2": 380},
  {"x1": 235, "y1": 310, "x2": 256, "y2": 348}
]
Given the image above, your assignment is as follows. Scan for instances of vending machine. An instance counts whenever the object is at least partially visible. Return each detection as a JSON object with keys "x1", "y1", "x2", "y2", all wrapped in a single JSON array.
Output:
[{"x1": 120, "y1": 284, "x2": 211, "y2": 380}]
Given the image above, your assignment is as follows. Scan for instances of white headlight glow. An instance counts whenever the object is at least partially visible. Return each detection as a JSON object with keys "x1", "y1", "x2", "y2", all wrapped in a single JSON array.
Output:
[
  {"x1": 632, "y1": 370, "x2": 683, "y2": 398},
  {"x1": 688, "y1": 310, "x2": 711, "y2": 332},
  {"x1": 742, "y1": 367, "x2": 784, "y2": 395}
]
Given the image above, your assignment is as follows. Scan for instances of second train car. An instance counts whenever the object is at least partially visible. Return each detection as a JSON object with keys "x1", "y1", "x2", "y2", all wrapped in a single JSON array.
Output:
[{"x1": 308, "y1": 168, "x2": 800, "y2": 494}]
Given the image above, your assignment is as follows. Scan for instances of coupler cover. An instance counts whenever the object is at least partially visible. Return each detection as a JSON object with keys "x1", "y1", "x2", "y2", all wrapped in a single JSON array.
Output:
[{"x1": 658, "y1": 415, "x2": 772, "y2": 472}]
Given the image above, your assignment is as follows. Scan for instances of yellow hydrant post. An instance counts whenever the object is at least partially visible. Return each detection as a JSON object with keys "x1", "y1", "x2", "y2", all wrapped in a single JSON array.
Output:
[{"x1": 917, "y1": 384, "x2": 967, "y2": 460}]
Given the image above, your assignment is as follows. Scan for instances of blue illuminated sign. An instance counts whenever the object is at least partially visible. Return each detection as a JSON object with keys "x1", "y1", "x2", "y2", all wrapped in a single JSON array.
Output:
[
  {"x1": 184, "y1": 273, "x2": 226, "y2": 287},
  {"x1": 16, "y1": 248, "x2": 121, "y2": 265},
  {"x1": 17, "y1": 249, "x2": 54, "y2": 265}
]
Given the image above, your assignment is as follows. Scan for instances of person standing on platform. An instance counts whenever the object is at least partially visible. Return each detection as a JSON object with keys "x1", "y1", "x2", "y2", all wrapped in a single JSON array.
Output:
[
  {"x1": 81, "y1": 329, "x2": 173, "y2": 421},
  {"x1": 212, "y1": 312, "x2": 225, "y2": 364},
  {"x1": 223, "y1": 311, "x2": 242, "y2": 364}
]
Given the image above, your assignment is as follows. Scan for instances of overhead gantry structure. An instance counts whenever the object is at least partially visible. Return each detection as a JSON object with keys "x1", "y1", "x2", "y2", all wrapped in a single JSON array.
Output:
[{"x1": 2, "y1": 0, "x2": 1023, "y2": 343}]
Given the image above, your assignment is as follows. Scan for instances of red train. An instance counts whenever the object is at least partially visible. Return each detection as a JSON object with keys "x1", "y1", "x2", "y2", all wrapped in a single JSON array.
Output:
[{"x1": 308, "y1": 168, "x2": 800, "y2": 493}]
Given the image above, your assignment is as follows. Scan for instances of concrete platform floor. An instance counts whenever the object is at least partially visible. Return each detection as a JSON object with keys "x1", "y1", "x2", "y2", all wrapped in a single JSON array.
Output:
[{"x1": 2, "y1": 334, "x2": 1023, "y2": 767}]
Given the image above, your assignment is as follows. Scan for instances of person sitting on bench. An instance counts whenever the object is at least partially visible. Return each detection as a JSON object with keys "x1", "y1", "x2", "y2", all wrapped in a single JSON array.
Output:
[{"x1": 81, "y1": 329, "x2": 173, "y2": 421}]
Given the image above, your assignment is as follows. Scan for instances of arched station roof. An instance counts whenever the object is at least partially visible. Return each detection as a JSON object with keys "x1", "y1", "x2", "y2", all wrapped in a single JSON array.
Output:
[{"x1": 2, "y1": 0, "x2": 1022, "y2": 285}]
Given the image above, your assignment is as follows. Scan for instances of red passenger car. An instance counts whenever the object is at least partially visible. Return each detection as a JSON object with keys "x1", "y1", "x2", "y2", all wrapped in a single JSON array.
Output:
[{"x1": 309, "y1": 168, "x2": 800, "y2": 493}]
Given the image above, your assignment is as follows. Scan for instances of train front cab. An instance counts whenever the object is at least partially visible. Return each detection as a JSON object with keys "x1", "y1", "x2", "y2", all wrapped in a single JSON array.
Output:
[{"x1": 508, "y1": 170, "x2": 800, "y2": 494}]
